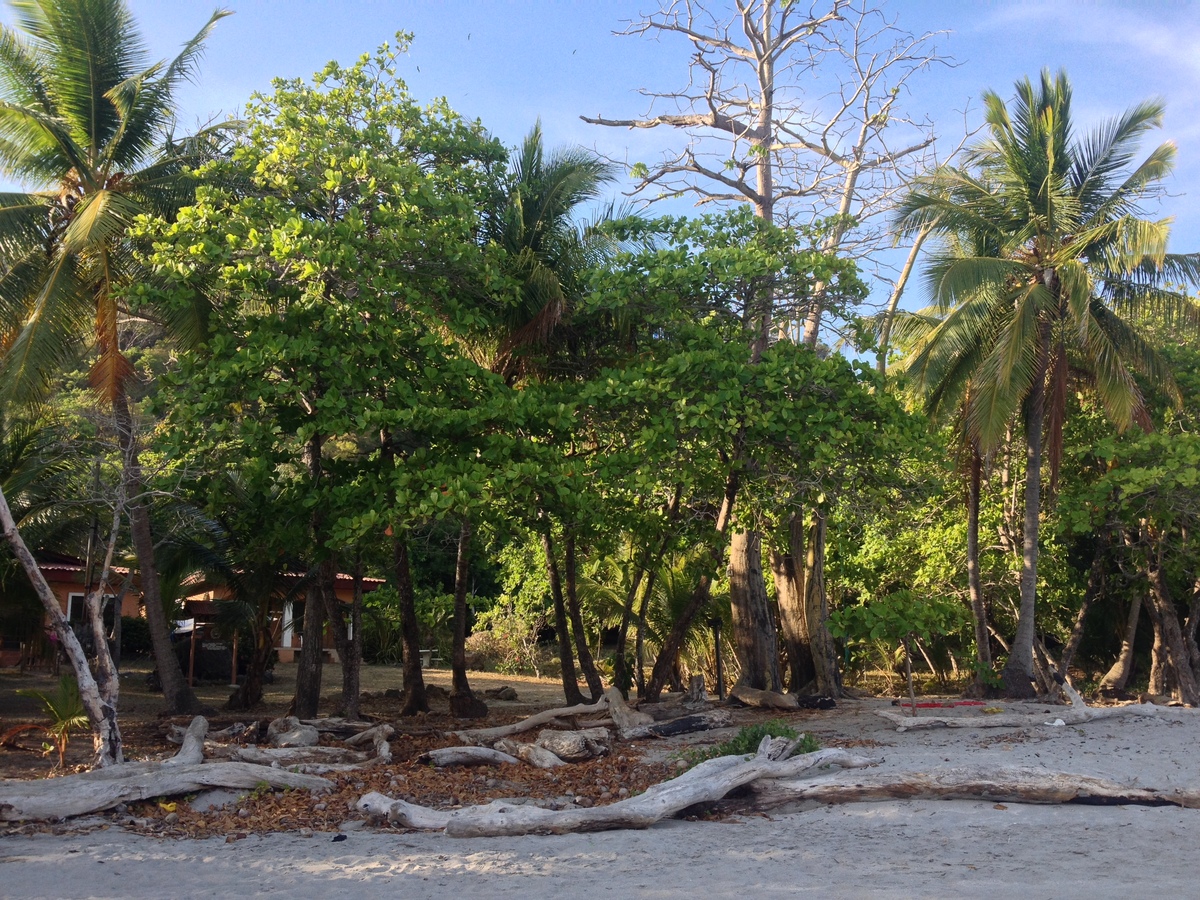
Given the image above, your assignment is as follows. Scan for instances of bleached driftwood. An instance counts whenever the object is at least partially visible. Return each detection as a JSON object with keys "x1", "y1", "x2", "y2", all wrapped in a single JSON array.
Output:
[
  {"x1": 730, "y1": 684, "x2": 800, "y2": 710},
  {"x1": 749, "y1": 765, "x2": 1200, "y2": 810},
  {"x1": 419, "y1": 747, "x2": 521, "y2": 767},
  {"x1": 358, "y1": 738, "x2": 879, "y2": 837},
  {"x1": 0, "y1": 718, "x2": 330, "y2": 821},
  {"x1": 495, "y1": 738, "x2": 567, "y2": 769},
  {"x1": 267, "y1": 716, "x2": 319, "y2": 748},
  {"x1": 605, "y1": 687, "x2": 655, "y2": 739},
  {"x1": 163, "y1": 716, "x2": 207, "y2": 766},
  {"x1": 300, "y1": 717, "x2": 374, "y2": 736},
  {"x1": 875, "y1": 689, "x2": 1160, "y2": 732},
  {"x1": 232, "y1": 746, "x2": 370, "y2": 766},
  {"x1": 451, "y1": 697, "x2": 610, "y2": 745},
  {"x1": 344, "y1": 724, "x2": 393, "y2": 748},
  {"x1": 534, "y1": 727, "x2": 610, "y2": 761}
]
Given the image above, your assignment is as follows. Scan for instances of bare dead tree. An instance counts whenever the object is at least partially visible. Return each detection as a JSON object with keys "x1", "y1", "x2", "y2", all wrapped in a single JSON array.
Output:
[{"x1": 582, "y1": 0, "x2": 955, "y2": 345}]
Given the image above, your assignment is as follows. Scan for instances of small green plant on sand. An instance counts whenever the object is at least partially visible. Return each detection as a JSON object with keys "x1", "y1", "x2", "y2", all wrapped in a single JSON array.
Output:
[
  {"x1": 6, "y1": 676, "x2": 88, "y2": 769},
  {"x1": 680, "y1": 719, "x2": 819, "y2": 766}
]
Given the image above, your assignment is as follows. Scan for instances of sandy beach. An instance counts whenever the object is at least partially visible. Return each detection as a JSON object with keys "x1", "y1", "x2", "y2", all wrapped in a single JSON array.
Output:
[{"x1": 4, "y1": 699, "x2": 1197, "y2": 899}]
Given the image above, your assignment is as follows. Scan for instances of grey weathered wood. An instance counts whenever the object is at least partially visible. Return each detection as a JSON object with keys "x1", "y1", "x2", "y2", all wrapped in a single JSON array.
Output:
[
  {"x1": 730, "y1": 684, "x2": 800, "y2": 710},
  {"x1": 875, "y1": 697, "x2": 1160, "y2": 732},
  {"x1": 358, "y1": 741, "x2": 879, "y2": 836},
  {"x1": 418, "y1": 747, "x2": 521, "y2": 767},
  {"x1": 494, "y1": 739, "x2": 567, "y2": 769},
  {"x1": 750, "y1": 765, "x2": 1200, "y2": 810},
  {"x1": 534, "y1": 728, "x2": 610, "y2": 761},
  {"x1": 451, "y1": 697, "x2": 610, "y2": 745}
]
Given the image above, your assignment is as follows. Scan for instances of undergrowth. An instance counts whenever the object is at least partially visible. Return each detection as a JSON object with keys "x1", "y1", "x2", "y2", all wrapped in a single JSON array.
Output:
[{"x1": 680, "y1": 719, "x2": 819, "y2": 766}]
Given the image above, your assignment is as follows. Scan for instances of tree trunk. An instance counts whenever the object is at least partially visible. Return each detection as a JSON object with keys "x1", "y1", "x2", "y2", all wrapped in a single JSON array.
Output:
[
  {"x1": 772, "y1": 514, "x2": 815, "y2": 693},
  {"x1": 341, "y1": 559, "x2": 364, "y2": 721},
  {"x1": 614, "y1": 487, "x2": 681, "y2": 698},
  {"x1": 0, "y1": 485, "x2": 122, "y2": 766},
  {"x1": 1098, "y1": 595, "x2": 1142, "y2": 693},
  {"x1": 1145, "y1": 553, "x2": 1200, "y2": 705},
  {"x1": 876, "y1": 225, "x2": 931, "y2": 375},
  {"x1": 1002, "y1": 343, "x2": 1048, "y2": 699},
  {"x1": 112, "y1": 391, "x2": 199, "y2": 715},
  {"x1": 804, "y1": 512, "x2": 843, "y2": 697},
  {"x1": 729, "y1": 529, "x2": 781, "y2": 691},
  {"x1": 564, "y1": 531, "x2": 605, "y2": 700},
  {"x1": 966, "y1": 446, "x2": 992, "y2": 691},
  {"x1": 542, "y1": 531, "x2": 585, "y2": 706},
  {"x1": 293, "y1": 577, "x2": 325, "y2": 719},
  {"x1": 646, "y1": 468, "x2": 739, "y2": 700},
  {"x1": 1059, "y1": 535, "x2": 1107, "y2": 678},
  {"x1": 393, "y1": 533, "x2": 428, "y2": 716},
  {"x1": 449, "y1": 522, "x2": 487, "y2": 719}
]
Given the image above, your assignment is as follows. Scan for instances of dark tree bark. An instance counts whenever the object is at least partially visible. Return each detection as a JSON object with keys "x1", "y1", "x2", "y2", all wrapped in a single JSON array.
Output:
[
  {"x1": 449, "y1": 521, "x2": 487, "y2": 719},
  {"x1": 772, "y1": 514, "x2": 816, "y2": 693},
  {"x1": 803, "y1": 513, "x2": 843, "y2": 697},
  {"x1": 542, "y1": 531, "x2": 585, "y2": 706},
  {"x1": 646, "y1": 468, "x2": 739, "y2": 700},
  {"x1": 966, "y1": 446, "x2": 992, "y2": 693},
  {"x1": 613, "y1": 486, "x2": 681, "y2": 698},
  {"x1": 1145, "y1": 547, "x2": 1200, "y2": 705},
  {"x1": 1003, "y1": 337, "x2": 1049, "y2": 700},
  {"x1": 393, "y1": 533, "x2": 428, "y2": 715},
  {"x1": 1098, "y1": 595, "x2": 1142, "y2": 694},
  {"x1": 1059, "y1": 534, "x2": 1108, "y2": 678},
  {"x1": 729, "y1": 529, "x2": 781, "y2": 691},
  {"x1": 113, "y1": 391, "x2": 200, "y2": 715},
  {"x1": 564, "y1": 531, "x2": 605, "y2": 700},
  {"x1": 293, "y1": 579, "x2": 325, "y2": 719}
]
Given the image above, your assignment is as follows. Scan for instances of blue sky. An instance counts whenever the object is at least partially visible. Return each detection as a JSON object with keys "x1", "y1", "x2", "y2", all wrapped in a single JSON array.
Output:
[{"x1": 8, "y1": 1, "x2": 1200, "y2": 305}]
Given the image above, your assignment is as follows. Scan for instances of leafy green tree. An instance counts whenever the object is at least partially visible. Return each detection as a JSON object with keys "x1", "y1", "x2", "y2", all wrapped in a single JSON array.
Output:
[
  {"x1": 0, "y1": 0, "x2": 231, "y2": 714},
  {"x1": 896, "y1": 70, "x2": 1199, "y2": 697},
  {"x1": 145, "y1": 38, "x2": 509, "y2": 717}
]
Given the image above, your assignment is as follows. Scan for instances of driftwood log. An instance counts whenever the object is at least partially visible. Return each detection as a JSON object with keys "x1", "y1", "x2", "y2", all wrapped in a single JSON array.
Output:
[
  {"x1": 730, "y1": 684, "x2": 800, "y2": 710},
  {"x1": 494, "y1": 739, "x2": 567, "y2": 768},
  {"x1": 0, "y1": 718, "x2": 330, "y2": 821},
  {"x1": 358, "y1": 738, "x2": 879, "y2": 837},
  {"x1": 876, "y1": 682, "x2": 1161, "y2": 732},
  {"x1": 534, "y1": 728, "x2": 610, "y2": 761},
  {"x1": 451, "y1": 697, "x2": 610, "y2": 745},
  {"x1": 419, "y1": 747, "x2": 521, "y2": 767},
  {"x1": 748, "y1": 765, "x2": 1200, "y2": 810}
]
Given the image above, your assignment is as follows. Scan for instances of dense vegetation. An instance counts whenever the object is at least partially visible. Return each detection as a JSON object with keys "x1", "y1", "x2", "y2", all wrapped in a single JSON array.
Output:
[{"x1": 1, "y1": 1, "x2": 1198, "y2": 761}]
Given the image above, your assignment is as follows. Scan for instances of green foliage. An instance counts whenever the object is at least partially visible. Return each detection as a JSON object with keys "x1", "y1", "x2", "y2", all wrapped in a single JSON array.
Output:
[
  {"x1": 682, "y1": 720, "x2": 818, "y2": 765},
  {"x1": 16, "y1": 676, "x2": 88, "y2": 768}
]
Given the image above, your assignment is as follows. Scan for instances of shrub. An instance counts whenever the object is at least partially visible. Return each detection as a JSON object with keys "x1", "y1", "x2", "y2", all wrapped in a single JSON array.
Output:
[
  {"x1": 682, "y1": 719, "x2": 818, "y2": 765},
  {"x1": 119, "y1": 616, "x2": 153, "y2": 657}
]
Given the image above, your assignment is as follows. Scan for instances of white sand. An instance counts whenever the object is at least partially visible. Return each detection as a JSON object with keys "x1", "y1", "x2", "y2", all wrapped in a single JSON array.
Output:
[{"x1": 4, "y1": 699, "x2": 1198, "y2": 898}]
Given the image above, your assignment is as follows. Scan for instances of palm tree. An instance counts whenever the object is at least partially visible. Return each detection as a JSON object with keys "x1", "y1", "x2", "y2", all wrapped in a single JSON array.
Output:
[
  {"x1": 451, "y1": 123, "x2": 620, "y2": 708},
  {"x1": 0, "y1": 0, "x2": 231, "y2": 713},
  {"x1": 895, "y1": 70, "x2": 1200, "y2": 697}
]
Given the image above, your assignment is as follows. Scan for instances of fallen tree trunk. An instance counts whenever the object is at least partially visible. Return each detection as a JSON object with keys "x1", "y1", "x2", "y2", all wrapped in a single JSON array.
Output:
[
  {"x1": 494, "y1": 739, "x2": 567, "y2": 769},
  {"x1": 232, "y1": 746, "x2": 370, "y2": 766},
  {"x1": 749, "y1": 765, "x2": 1200, "y2": 810},
  {"x1": 358, "y1": 740, "x2": 879, "y2": 837},
  {"x1": 875, "y1": 698, "x2": 1159, "y2": 732},
  {"x1": 730, "y1": 684, "x2": 800, "y2": 710},
  {"x1": 419, "y1": 747, "x2": 521, "y2": 768},
  {"x1": 535, "y1": 728, "x2": 610, "y2": 761},
  {"x1": 451, "y1": 697, "x2": 609, "y2": 745}
]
